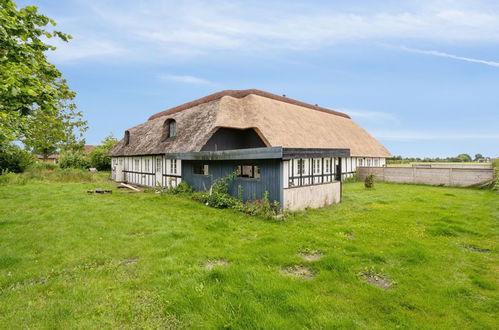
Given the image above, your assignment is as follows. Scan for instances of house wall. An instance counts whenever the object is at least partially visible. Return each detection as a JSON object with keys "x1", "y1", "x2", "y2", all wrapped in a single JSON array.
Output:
[
  {"x1": 282, "y1": 157, "x2": 385, "y2": 184},
  {"x1": 181, "y1": 159, "x2": 282, "y2": 204},
  {"x1": 111, "y1": 156, "x2": 182, "y2": 188},
  {"x1": 283, "y1": 182, "x2": 341, "y2": 211}
]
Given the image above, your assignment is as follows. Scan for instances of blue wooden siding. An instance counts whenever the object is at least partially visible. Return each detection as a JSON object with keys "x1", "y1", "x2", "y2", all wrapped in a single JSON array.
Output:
[{"x1": 182, "y1": 160, "x2": 282, "y2": 204}]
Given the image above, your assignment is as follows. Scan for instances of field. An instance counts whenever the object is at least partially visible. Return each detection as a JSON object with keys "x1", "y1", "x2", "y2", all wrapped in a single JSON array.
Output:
[{"x1": 0, "y1": 181, "x2": 498, "y2": 328}]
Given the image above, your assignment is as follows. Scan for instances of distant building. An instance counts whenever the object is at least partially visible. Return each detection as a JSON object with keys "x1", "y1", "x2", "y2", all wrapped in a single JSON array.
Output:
[
  {"x1": 36, "y1": 154, "x2": 58, "y2": 164},
  {"x1": 83, "y1": 145, "x2": 95, "y2": 155},
  {"x1": 108, "y1": 89, "x2": 391, "y2": 210},
  {"x1": 35, "y1": 145, "x2": 95, "y2": 164}
]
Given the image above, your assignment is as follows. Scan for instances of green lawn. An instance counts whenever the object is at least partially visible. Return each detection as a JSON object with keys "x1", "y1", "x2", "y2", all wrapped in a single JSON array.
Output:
[{"x1": 0, "y1": 181, "x2": 497, "y2": 329}]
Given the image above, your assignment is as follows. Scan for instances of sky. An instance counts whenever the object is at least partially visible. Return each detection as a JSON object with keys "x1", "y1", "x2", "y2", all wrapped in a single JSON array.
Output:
[{"x1": 19, "y1": 0, "x2": 499, "y2": 157}]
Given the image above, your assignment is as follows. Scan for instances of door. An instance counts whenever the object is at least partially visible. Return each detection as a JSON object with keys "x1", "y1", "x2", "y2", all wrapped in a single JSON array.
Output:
[
  {"x1": 155, "y1": 156, "x2": 163, "y2": 187},
  {"x1": 335, "y1": 158, "x2": 342, "y2": 181},
  {"x1": 115, "y1": 158, "x2": 124, "y2": 182}
]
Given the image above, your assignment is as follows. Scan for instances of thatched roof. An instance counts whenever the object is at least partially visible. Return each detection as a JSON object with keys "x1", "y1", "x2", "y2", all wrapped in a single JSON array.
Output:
[{"x1": 109, "y1": 89, "x2": 391, "y2": 158}]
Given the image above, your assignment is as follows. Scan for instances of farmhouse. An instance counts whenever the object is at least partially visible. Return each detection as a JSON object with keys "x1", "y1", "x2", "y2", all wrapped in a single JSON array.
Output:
[{"x1": 108, "y1": 89, "x2": 391, "y2": 210}]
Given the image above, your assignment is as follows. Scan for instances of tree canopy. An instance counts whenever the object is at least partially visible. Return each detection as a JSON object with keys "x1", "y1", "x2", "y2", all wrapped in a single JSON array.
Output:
[{"x1": 0, "y1": 0, "x2": 86, "y2": 155}]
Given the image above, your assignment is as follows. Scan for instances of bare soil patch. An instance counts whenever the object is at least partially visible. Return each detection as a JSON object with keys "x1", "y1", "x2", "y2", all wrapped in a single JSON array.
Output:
[
  {"x1": 281, "y1": 265, "x2": 315, "y2": 279},
  {"x1": 462, "y1": 245, "x2": 490, "y2": 253},
  {"x1": 121, "y1": 256, "x2": 139, "y2": 266},
  {"x1": 362, "y1": 273, "x2": 392, "y2": 290},
  {"x1": 298, "y1": 252, "x2": 324, "y2": 261},
  {"x1": 203, "y1": 259, "x2": 228, "y2": 270}
]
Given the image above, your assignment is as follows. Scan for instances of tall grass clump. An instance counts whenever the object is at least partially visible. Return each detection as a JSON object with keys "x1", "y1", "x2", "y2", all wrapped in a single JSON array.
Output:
[{"x1": 0, "y1": 163, "x2": 110, "y2": 185}]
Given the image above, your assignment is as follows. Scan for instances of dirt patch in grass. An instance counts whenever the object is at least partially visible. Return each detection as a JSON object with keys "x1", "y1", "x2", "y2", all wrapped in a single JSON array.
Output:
[
  {"x1": 121, "y1": 256, "x2": 139, "y2": 266},
  {"x1": 362, "y1": 273, "x2": 392, "y2": 290},
  {"x1": 298, "y1": 252, "x2": 324, "y2": 261},
  {"x1": 281, "y1": 265, "x2": 315, "y2": 279},
  {"x1": 462, "y1": 245, "x2": 490, "y2": 253},
  {"x1": 126, "y1": 231, "x2": 152, "y2": 238},
  {"x1": 203, "y1": 259, "x2": 228, "y2": 270}
]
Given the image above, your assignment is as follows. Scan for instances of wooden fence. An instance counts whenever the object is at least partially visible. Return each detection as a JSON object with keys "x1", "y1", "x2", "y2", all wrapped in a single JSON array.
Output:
[{"x1": 357, "y1": 166, "x2": 494, "y2": 187}]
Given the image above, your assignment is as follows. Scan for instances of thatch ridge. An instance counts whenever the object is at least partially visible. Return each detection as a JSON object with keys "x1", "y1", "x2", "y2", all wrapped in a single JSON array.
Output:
[{"x1": 148, "y1": 89, "x2": 351, "y2": 121}]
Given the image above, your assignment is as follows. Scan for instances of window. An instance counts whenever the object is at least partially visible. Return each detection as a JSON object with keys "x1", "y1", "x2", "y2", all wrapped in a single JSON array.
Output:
[
  {"x1": 374, "y1": 159, "x2": 379, "y2": 167},
  {"x1": 162, "y1": 119, "x2": 177, "y2": 141},
  {"x1": 325, "y1": 159, "x2": 330, "y2": 172},
  {"x1": 119, "y1": 158, "x2": 123, "y2": 165},
  {"x1": 297, "y1": 159, "x2": 305, "y2": 175},
  {"x1": 316, "y1": 159, "x2": 321, "y2": 173},
  {"x1": 193, "y1": 164, "x2": 209, "y2": 175},
  {"x1": 156, "y1": 158, "x2": 162, "y2": 172},
  {"x1": 171, "y1": 159, "x2": 177, "y2": 174},
  {"x1": 124, "y1": 130, "x2": 130, "y2": 146},
  {"x1": 236, "y1": 165, "x2": 260, "y2": 179},
  {"x1": 358, "y1": 158, "x2": 364, "y2": 166},
  {"x1": 135, "y1": 159, "x2": 140, "y2": 170},
  {"x1": 367, "y1": 158, "x2": 371, "y2": 166},
  {"x1": 169, "y1": 120, "x2": 176, "y2": 137},
  {"x1": 145, "y1": 159, "x2": 150, "y2": 172}
]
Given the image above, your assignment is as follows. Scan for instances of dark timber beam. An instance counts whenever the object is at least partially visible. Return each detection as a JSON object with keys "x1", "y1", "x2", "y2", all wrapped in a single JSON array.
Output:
[{"x1": 167, "y1": 147, "x2": 350, "y2": 160}]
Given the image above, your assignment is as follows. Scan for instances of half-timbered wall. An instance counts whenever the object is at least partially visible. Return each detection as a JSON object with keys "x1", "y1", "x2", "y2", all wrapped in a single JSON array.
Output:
[
  {"x1": 111, "y1": 156, "x2": 182, "y2": 188},
  {"x1": 283, "y1": 157, "x2": 386, "y2": 184}
]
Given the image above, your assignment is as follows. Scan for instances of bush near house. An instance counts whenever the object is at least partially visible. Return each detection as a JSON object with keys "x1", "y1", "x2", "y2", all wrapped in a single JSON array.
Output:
[
  {"x1": 58, "y1": 151, "x2": 89, "y2": 169},
  {"x1": 88, "y1": 135, "x2": 118, "y2": 170},
  {"x1": 0, "y1": 144, "x2": 35, "y2": 173}
]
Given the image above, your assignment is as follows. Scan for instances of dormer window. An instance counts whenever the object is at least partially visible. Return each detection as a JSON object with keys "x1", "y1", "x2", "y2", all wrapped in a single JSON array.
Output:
[
  {"x1": 124, "y1": 130, "x2": 130, "y2": 145},
  {"x1": 169, "y1": 119, "x2": 176, "y2": 137},
  {"x1": 162, "y1": 119, "x2": 176, "y2": 141}
]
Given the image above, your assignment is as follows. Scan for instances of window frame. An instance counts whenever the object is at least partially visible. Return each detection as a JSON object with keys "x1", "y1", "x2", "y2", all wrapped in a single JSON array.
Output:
[
  {"x1": 193, "y1": 164, "x2": 209, "y2": 175},
  {"x1": 235, "y1": 165, "x2": 261, "y2": 180}
]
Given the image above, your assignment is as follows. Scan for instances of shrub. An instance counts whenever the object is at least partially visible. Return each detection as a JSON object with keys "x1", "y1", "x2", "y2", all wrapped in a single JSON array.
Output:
[
  {"x1": 236, "y1": 191, "x2": 281, "y2": 219},
  {"x1": 0, "y1": 144, "x2": 35, "y2": 173},
  {"x1": 88, "y1": 146, "x2": 110, "y2": 170},
  {"x1": 365, "y1": 174, "x2": 375, "y2": 188},
  {"x1": 167, "y1": 181, "x2": 193, "y2": 195},
  {"x1": 87, "y1": 135, "x2": 118, "y2": 170},
  {"x1": 58, "y1": 151, "x2": 89, "y2": 169}
]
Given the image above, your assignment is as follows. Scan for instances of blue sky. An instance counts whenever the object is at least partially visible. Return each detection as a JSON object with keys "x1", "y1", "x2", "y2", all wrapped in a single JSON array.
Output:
[{"x1": 20, "y1": 0, "x2": 499, "y2": 157}]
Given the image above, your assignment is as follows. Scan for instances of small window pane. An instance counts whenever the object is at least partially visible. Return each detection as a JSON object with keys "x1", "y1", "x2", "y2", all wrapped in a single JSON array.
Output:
[
  {"x1": 236, "y1": 165, "x2": 260, "y2": 179},
  {"x1": 193, "y1": 164, "x2": 208, "y2": 175}
]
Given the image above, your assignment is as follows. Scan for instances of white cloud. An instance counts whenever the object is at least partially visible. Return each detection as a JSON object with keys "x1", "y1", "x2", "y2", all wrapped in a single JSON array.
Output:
[
  {"x1": 158, "y1": 74, "x2": 214, "y2": 85},
  {"x1": 393, "y1": 46, "x2": 499, "y2": 68},
  {"x1": 338, "y1": 108, "x2": 397, "y2": 121},
  {"x1": 44, "y1": 36, "x2": 126, "y2": 62},
  {"x1": 373, "y1": 130, "x2": 499, "y2": 141},
  {"x1": 81, "y1": 0, "x2": 499, "y2": 59}
]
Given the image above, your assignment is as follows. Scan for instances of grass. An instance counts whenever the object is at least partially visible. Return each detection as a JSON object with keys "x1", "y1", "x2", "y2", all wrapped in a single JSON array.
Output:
[{"x1": 0, "y1": 181, "x2": 497, "y2": 329}]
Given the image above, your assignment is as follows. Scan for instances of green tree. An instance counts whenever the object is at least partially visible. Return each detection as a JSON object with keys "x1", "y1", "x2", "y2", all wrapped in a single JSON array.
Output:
[
  {"x1": 0, "y1": 143, "x2": 34, "y2": 172},
  {"x1": 0, "y1": 0, "x2": 86, "y2": 151},
  {"x1": 21, "y1": 102, "x2": 87, "y2": 159},
  {"x1": 474, "y1": 153, "x2": 484, "y2": 161},
  {"x1": 88, "y1": 135, "x2": 118, "y2": 170},
  {"x1": 456, "y1": 153, "x2": 472, "y2": 162}
]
